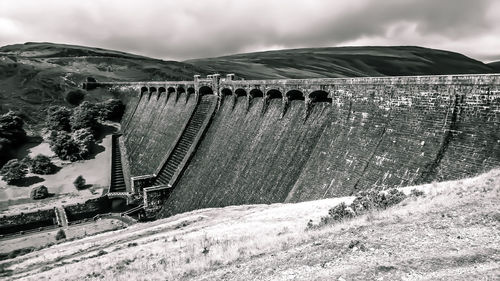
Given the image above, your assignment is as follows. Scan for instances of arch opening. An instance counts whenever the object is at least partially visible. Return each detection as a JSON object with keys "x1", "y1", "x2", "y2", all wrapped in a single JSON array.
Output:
[
  {"x1": 149, "y1": 87, "x2": 157, "y2": 93},
  {"x1": 266, "y1": 89, "x2": 283, "y2": 100},
  {"x1": 158, "y1": 87, "x2": 166, "y2": 100},
  {"x1": 177, "y1": 87, "x2": 186, "y2": 94},
  {"x1": 187, "y1": 87, "x2": 195, "y2": 95},
  {"x1": 309, "y1": 91, "x2": 332, "y2": 103},
  {"x1": 140, "y1": 87, "x2": 148, "y2": 94},
  {"x1": 199, "y1": 86, "x2": 214, "y2": 96},
  {"x1": 167, "y1": 87, "x2": 176, "y2": 94},
  {"x1": 286, "y1": 90, "x2": 305, "y2": 101},
  {"x1": 235, "y1": 88, "x2": 247, "y2": 97},
  {"x1": 221, "y1": 88, "x2": 233, "y2": 96},
  {"x1": 249, "y1": 89, "x2": 264, "y2": 98}
]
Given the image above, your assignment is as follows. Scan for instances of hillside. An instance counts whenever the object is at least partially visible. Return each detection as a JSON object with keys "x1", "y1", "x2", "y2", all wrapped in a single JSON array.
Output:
[
  {"x1": 186, "y1": 46, "x2": 497, "y2": 79},
  {"x1": 1, "y1": 168, "x2": 498, "y2": 280},
  {"x1": 0, "y1": 42, "x2": 206, "y2": 130},
  {"x1": 488, "y1": 61, "x2": 500, "y2": 72}
]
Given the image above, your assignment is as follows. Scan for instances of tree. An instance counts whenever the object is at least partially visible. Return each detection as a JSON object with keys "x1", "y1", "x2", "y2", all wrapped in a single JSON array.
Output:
[
  {"x1": 65, "y1": 89, "x2": 86, "y2": 105},
  {"x1": 30, "y1": 185, "x2": 49, "y2": 200},
  {"x1": 72, "y1": 128, "x2": 95, "y2": 158},
  {"x1": 73, "y1": 175, "x2": 86, "y2": 189},
  {"x1": 46, "y1": 106, "x2": 72, "y2": 132},
  {"x1": 28, "y1": 154, "x2": 58, "y2": 175},
  {"x1": 69, "y1": 101, "x2": 99, "y2": 134},
  {"x1": 98, "y1": 99, "x2": 125, "y2": 121},
  {"x1": 48, "y1": 131, "x2": 81, "y2": 162},
  {"x1": 55, "y1": 229, "x2": 66, "y2": 240},
  {"x1": 0, "y1": 159, "x2": 28, "y2": 184}
]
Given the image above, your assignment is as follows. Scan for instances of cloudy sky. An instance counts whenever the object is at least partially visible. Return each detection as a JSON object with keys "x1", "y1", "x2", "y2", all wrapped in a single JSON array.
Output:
[{"x1": 0, "y1": 0, "x2": 499, "y2": 62}]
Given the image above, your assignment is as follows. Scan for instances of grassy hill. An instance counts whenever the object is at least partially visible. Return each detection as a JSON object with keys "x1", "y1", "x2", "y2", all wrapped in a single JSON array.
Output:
[
  {"x1": 0, "y1": 42, "x2": 206, "y2": 131},
  {"x1": 1, "y1": 168, "x2": 498, "y2": 280},
  {"x1": 488, "y1": 61, "x2": 500, "y2": 72},
  {"x1": 186, "y1": 46, "x2": 497, "y2": 79}
]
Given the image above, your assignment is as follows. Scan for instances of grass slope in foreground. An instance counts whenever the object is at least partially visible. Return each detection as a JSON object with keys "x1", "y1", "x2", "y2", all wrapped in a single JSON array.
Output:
[{"x1": 1, "y1": 168, "x2": 499, "y2": 280}]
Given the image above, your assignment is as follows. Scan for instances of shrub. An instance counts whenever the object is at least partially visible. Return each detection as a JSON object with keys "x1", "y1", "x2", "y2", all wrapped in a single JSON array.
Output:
[
  {"x1": 98, "y1": 99, "x2": 125, "y2": 121},
  {"x1": 65, "y1": 89, "x2": 86, "y2": 105},
  {"x1": 410, "y1": 188, "x2": 425, "y2": 197},
  {"x1": 28, "y1": 154, "x2": 58, "y2": 175},
  {"x1": 72, "y1": 128, "x2": 95, "y2": 158},
  {"x1": 328, "y1": 202, "x2": 356, "y2": 222},
  {"x1": 73, "y1": 175, "x2": 86, "y2": 189},
  {"x1": 30, "y1": 185, "x2": 49, "y2": 200},
  {"x1": 46, "y1": 106, "x2": 72, "y2": 132},
  {"x1": 69, "y1": 101, "x2": 100, "y2": 134},
  {"x1": 48, "y1": 131, "x2": 81, "y2": 161},
  {"x1": 0, "y1": 111, "x2": 26, "y2": 142},
  {"x1": 55, "y1": 229, "x2": 66, "y2": 240},
  {"x1": 351, "y1": 188, "x2": 406, "y2": 214},
  {"x1": 0, "y1": 159, "x2": 28, "y2": 184}
]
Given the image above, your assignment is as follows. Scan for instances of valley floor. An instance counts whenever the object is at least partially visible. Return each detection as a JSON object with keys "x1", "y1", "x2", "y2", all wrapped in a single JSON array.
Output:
[{"x1": 1, "y1": 169, "x2": 499, "y2": 280}]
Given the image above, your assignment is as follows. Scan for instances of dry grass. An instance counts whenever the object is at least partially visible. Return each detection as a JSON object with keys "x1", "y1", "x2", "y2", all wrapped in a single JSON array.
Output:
[{"x1": 1, "y1": 169, "x2": 499, "y2": 280}]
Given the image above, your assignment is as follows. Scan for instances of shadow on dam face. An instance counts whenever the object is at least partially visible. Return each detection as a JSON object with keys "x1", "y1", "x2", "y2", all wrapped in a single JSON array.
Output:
[{"x1": 160, "y1": 96, "x2": 331, "y2": 217}]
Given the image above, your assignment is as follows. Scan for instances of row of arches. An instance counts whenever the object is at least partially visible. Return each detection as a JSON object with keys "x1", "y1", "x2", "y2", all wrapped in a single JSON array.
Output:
[
  {"x1": 140, "y1": 86, "x2": 214, "y2": 99},
  {"x1": 221, "y1": 88, "x2": 332, "y2": 103}
]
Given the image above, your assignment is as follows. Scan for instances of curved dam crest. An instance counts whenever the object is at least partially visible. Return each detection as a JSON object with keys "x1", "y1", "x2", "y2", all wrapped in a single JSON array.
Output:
[{"x1": 96, "y1": 74, "x2": 500, "y2": 217}]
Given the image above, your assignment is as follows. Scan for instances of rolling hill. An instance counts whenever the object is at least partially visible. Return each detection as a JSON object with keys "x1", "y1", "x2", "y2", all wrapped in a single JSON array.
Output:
[
  {"x1": 488, "y1": 61, "x2": 500, "y2": 72},
  {"x1": 0, "y1": 42, "x2": 206, "y2": 130},
  {"x1": 186, "y1": 46, "x2": 498, "y2": 79}
]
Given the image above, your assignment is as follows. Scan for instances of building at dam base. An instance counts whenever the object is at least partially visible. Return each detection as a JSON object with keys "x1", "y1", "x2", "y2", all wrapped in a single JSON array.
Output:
[{"x1": 89, "y1": 74, "x2": 500, "y2": 218}]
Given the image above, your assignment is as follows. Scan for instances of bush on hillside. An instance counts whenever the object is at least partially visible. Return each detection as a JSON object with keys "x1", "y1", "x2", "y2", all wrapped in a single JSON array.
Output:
[
  {"x1": 65, "y1": 89, "x2": 86, "y2": 106},
  {"x1": 73, "y1": 175, "x2": 86, "y2": 190},
  {"x1": 97, "y1": 99, "x2": 125, "y2": 121},
  {"x1": 46, "y1": 106, "x2": 72, "y2": 132},
  {"x1": 0, "y1": 111, "x2": 27, "y2": 167},
  {"x1": 0, "y1": 159, "x2": 28, "y2": 184},
  {"x1": 28, "y1": 154, "x2": 58, "y2": 175},
  {"x1": 72, "y1": 128, "x2": 95, "y2": 158},
  {"x1": 69, "y1": 101, "x2": 100, "y2": 134},
  {"x1": 55, "y1": 229, "x2": 66, "y2": 240},
  {"x1": 48, "y1": 131, "x2": 81, "y2": 162},
  {"x1": 30, "y1": 185, "x2": 49, "y2": 200}
]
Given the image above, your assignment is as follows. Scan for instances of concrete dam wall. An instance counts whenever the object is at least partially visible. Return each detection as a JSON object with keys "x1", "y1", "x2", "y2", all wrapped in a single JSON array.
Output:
[
  {"x1": 97, "y1": 74, "x2": 500, "y2": 217},
  {"x1": 121, "y1": 88, "x2": 196, "y2": 177}
]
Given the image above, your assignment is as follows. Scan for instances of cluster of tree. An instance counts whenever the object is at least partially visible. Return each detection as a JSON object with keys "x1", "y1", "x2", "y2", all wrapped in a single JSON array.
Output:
[
  {"x1": 46, "y1": 99, "x2": 124, "y2": 161},
  {"x1": 0, "y1": 154, "x2": 59, "y2": 184},
  {"x1": 0, "y1": 111, "x2": 27, "y2": 168}
]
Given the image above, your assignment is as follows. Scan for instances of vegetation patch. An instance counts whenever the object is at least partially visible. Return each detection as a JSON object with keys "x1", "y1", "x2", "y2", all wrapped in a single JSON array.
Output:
[{"x1": 309, "y1": 188, "x2": 408, "y2": 229}]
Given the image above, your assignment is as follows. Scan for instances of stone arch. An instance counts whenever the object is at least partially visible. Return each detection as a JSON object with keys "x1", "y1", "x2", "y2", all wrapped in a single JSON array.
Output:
[
  {"x1": 199, "y1": 86, "x2": 214, "y2": 96},
  {"x1": 266, "y1": 89, "x2": 283, "y2": 99},
  {"x1": 177, "y1": 86, "x2": 186, "y2": 95},
  {"x1": 286, "y1": 90, "x2": 305, "y2": 101},
  {"x1": 148, "y1": 87, "x2": 157, "y2": 100},
  {"x1": 309, "y1": 90, "x2": 332, "y2": 103},
  {"x1": 235, "y1": 88, "x2": 247, "y2": 97},
  {"x1": 140, "y1": 87, "x2": 148, "y2": 98},
  {"x1": 249, "y1": 89, "x2": 264, "y2": 98},
  {"x1": 221, "y1": 88, "x2": 233, "y2": 96},
  {"x1": 158, "y1": 87, "x2": 166, "y2": 100}
]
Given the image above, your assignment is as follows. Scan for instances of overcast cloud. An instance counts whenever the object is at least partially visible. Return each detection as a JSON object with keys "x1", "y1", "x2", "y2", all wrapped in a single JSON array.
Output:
[{"x1": 0, "y1": 0, "x2": 499, "y2": 62}]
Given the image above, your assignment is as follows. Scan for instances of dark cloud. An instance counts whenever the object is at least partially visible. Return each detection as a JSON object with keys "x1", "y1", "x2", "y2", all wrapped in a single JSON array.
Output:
[{"x1": 0, "y1": 0, "x2": 498, "y2": 62}]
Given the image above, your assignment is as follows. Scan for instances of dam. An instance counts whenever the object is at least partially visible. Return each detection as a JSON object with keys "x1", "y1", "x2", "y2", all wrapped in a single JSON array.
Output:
[{"x1": 87, "y1": 74, "x2": 500, "y2": 218}]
